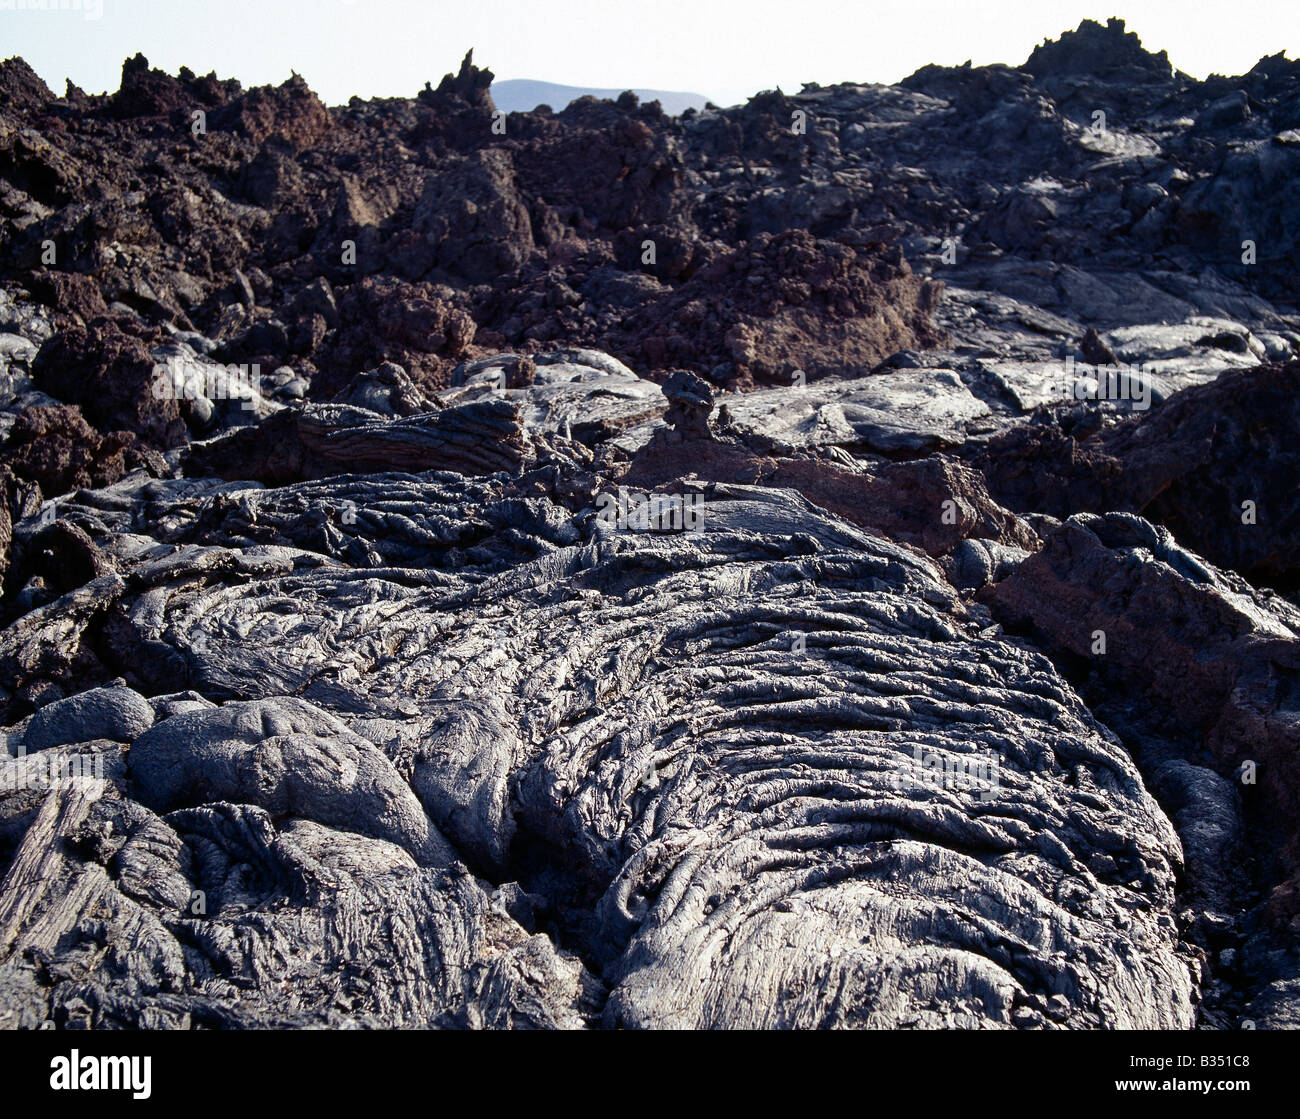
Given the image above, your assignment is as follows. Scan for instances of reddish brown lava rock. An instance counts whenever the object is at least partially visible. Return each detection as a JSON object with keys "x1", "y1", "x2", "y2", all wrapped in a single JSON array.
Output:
[
  {"x1": 31, "y1": 320, "x2": 186, "y2": 449},
  {"x1": 974, "y1": 362, "x2": 1300, "y2": 584},
  {"x1": 982, "y1": 513, "x2": 1300, "y2": 927}
]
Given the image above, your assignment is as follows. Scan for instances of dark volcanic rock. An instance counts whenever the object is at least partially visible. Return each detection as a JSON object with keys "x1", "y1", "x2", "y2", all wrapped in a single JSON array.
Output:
[
  {"x1": 0, "y1": 476, "x2": 1195, "y2": 1029},
  {"x1": 983, "y1": 513, "x2": 1300, "y2": 932},
  {"x1": 1025, "y1": 17, "x2": 1176, "y2": 84},
  {"x1": 2, "y1": 19, "x2": 1300, "y2": 1032},
  {"x1": 407, "y1": 150, "x2": 535, "y2": 283},
  {"x1": 24, "y1": 684, "x2": 155, "y2": 752},
  {"x1": 975, "y1": 362, "x2": 1300, "y2": 583},
  {"x1": 32, "y1": 322, "x2": 186, "y2": 449},
  {"x1": 0, "y1": 58, "x2": 54, "y2": 114},
  {"x1": 182, "y1": 398, "x2": 532, "y2": 484},
  {"x1": 2, "y1": 404, "x2": 166, "y2": 494}
]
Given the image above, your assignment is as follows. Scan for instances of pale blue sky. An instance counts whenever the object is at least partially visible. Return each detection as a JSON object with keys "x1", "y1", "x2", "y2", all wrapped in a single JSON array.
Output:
[{"x1": 2, "y1": 0, "x2": 1296, "y2": 108}]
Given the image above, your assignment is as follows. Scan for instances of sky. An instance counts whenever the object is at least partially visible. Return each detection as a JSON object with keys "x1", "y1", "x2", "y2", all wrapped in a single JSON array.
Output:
[{"x1": 1, "y1": 0, "x2": 1296, "y2": 109}]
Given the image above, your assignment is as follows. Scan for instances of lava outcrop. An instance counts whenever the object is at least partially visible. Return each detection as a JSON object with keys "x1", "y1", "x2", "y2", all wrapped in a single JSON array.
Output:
[{"x1": 2, "y1": 18, "x2": 1299, "y2": 1030}]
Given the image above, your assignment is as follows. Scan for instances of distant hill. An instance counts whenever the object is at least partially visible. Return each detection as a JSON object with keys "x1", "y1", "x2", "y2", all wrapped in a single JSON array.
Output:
[{"x1": 491, "y1": 79, "x2": 710, "y2": 116}]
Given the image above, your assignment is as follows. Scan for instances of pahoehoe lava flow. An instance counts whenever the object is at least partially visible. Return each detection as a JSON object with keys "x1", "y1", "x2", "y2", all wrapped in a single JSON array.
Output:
[{"x1": 1, "y1": 16, "x2": 1298, "y2": 1030}]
